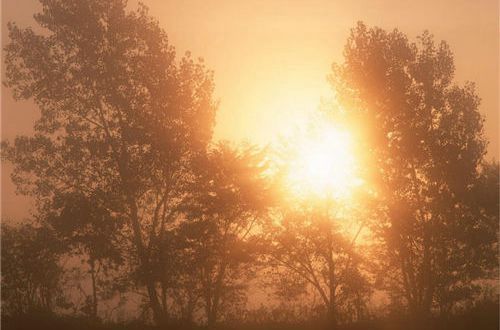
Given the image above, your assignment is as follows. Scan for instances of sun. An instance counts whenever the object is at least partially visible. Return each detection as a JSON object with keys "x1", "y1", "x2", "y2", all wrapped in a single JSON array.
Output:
[{"x1": 286, "y1": 122, "x2": 362, "y2": 199}]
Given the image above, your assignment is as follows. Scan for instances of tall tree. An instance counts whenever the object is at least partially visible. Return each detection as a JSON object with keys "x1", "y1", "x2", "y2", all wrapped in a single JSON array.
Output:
[
  {"x1": 329, "y1": 22, "x2": 497, "y2": 319},
  {"x1": 178, "y1": 142, "x2": 271, "y2": 327},
  {"x1": 3, "y1": 0, "x2": 216, "y2": 324}
]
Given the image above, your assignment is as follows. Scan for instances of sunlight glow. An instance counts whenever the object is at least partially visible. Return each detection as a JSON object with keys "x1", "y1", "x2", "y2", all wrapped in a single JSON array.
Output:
[{"x1": 286, "y1": 122, "x2": 363, "y2": 199}]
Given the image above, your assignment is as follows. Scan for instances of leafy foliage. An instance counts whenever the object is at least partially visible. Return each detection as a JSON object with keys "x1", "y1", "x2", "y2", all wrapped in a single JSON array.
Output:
[
  {"x1": 330, "y1": 22, "x2": 497, "y2": 317},
  {"x1": 2, "y1": 0, "x2": 217, "y2": 324},
  {"x1": 1, "y1": 3, "x2": 498, "y2": 327},
  {"x1": 1, "y1": 222, "x2": 67, "y2": 315}
]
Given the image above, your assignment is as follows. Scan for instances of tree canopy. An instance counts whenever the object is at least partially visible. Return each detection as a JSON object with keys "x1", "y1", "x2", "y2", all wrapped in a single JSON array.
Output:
[
  {"x1": 3, "y1": 0, "x2": 217, "y2": 324},
  {"x1": 1, "y1": 5, "x2": 498, "y2": 329},
  {"x1": 329, "y1": 22, "x2": 497, "y2": 319}
]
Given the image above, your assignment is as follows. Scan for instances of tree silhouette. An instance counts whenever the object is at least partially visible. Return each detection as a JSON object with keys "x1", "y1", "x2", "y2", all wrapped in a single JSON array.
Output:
[
  {"x1": 262, "y1": 200, "x2": 371, "y2": 327},
  {"x1": 1, "y1": 3, "x2": 498, "y2": 328},
  {"x1": 3, "y1": 0, "x2": 216, "y2": 324},
  {"x1": 1, "y1": 222, "x2": 66, "y2": 315},
  {"x1": 46, "y1": 192, "x2": 124, "y2": 319},
  {"x1": 178, "y1": 142, "x2": 271, "y2": 327},
  {"x1": 431, "y1": 161, "x2": 499, "y2": 315},
  {"x1": 330, "y1": 22, "x2": 497, "y2": 320}
]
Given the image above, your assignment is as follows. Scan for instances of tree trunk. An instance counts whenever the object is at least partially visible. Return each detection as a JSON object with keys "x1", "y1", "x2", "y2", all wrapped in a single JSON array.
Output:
[
  {"x1": 146, "y1": 281, "x2": 166, "y2": 325},
  {"x1": 205, "y1": 286, "x2": 216, "y2": 329},
  {"x1": 207, "y1": 280, "x2": 221, "y2": 328},
  {"x1": 89, "y1": 258, "x2": 98, "y2": 319},
  {"x1": 325, "y1": 201, "x2": 336, "y2": 328},
  {"x1": 127, "y1": 195, "x2": 165, "y2": 325},
  {"x1": 207, "y1": 308, "x2": 217, "y2": 329},
  {"x1": 327, "y1": 234, "x2": 337, "y2": 327},
  {"x1": 161, "y1": 281, "x2": 169, "y2": 318}
]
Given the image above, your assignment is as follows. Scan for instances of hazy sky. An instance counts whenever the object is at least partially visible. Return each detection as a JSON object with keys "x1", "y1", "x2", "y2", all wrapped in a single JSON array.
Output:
[{"x1": 1, "y1": 0, "x2": 498, "y2": 220}]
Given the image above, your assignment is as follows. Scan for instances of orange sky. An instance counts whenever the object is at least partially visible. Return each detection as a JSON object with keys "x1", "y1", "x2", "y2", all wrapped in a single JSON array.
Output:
[{"x1": 1, "y1": 0, "x2": 499, "y2": 220}]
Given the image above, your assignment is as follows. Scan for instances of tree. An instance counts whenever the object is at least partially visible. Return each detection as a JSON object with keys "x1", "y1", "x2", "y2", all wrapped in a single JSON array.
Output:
[
  {"x1": 432, "y1": 161, "x2": 499, "y2": 315},
  {"x1": 176, "y1": 142, "x2": 271, "y2": 327},
  {"x1": 46, "y1": 192, "x2": 124, "y2": 319},
  {"x1": 3, "y1": 0, "x2": 216, "y2": 324},
  {"x1": 262, "y1": 200, "x2": 371, "y2": 326},
  {"x1": 329, "y1": 22, "x2": 497, "y2": 319},
  {"x1": 152, "y1": 228, "x2": 204, "y2": 325},
  {"x1": 1, "y1": 222, "x2": 66, "y2": 315}
]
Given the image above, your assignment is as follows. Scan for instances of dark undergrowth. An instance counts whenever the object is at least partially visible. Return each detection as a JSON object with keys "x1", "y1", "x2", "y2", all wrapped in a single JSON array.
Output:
[{"x1": 2, "y1": 301, "x2": 498, "y2": 330}]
